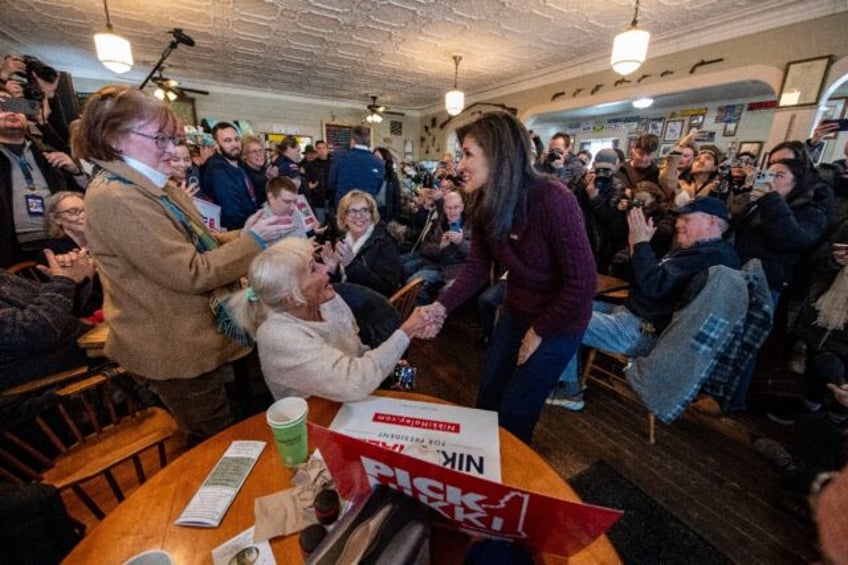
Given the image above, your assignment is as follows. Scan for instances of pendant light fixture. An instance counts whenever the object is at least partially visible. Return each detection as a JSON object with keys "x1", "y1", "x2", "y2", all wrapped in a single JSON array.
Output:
[
  {"x1": 610, "y1": 0, "x2": 650, "y2": 76},
  {"x1": 445, "y1": 55, "x2": 465, "y2": 116},
  {"x1": 94, "y1": 0, "x2": 134, "y2": 74}
]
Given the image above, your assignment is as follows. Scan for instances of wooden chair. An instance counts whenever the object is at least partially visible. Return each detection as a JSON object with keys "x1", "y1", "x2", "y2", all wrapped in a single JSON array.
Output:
[
  {"x1": 7, "y1": 260, "x2": 49, "y2": 282},
  {"x1": 0, "y1": 365, "x2": 180, "y2": 520},
  {"x1": 389, "y1": 277, "x2": 425, "y2": 320},
  {"x1": 580, "y1": 347, "x2": 751, "y2": 445},
  {"x1": 580, "y1": 348, "x2": 656, "y2": 444}
]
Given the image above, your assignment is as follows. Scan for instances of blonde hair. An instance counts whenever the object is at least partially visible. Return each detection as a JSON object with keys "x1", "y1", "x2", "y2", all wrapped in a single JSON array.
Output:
[
  {"x1": 44, "y1": 191, "x2": 84, "y2": 239},
  {"x1": 242, "y1": 133, "x2": 263, "y2": 152},
  {"x1": 72, "y1": 84, "x2": 179, "y2": 162},
  {"x1": 227, "y1": 238, "x2": 314, "y2": 336},
  {"x1": 336, "y1": 190, "x2": 380, "y2": 232}
]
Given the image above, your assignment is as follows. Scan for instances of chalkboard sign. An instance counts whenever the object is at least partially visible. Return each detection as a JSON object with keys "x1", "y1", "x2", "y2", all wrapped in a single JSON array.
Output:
[{"x1": 323, "y1": 123, "x2": 371, "y2": 154}]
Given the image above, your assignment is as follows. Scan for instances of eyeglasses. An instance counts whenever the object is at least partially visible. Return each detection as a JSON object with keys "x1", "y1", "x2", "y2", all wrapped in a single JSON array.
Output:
[
  {"x1": 55, "y1": 207, "x2": 84, "y2": 218},
  {"x1": 346, "y1": 207, "x2": 371, "y2": 218},
  {"x1": 131, "y1": 130, "x2": 180, "y2": 149}
]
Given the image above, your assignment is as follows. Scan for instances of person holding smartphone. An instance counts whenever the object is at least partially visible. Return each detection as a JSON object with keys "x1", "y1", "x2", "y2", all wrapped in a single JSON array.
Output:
[{"x1": 730, "y1": 158, "x2": 830, "y2": 410}]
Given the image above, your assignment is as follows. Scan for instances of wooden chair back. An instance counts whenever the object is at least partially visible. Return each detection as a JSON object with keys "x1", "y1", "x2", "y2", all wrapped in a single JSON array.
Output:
[
  {"x1": 0, "y1": 365, "x2": 180, "y2": 520},
  {"x1": 7, "y1": 260, "x2": 49, "y2": 282},
  {"x1": 388, "y1": 277, "x2": 424, "y2": 320}
]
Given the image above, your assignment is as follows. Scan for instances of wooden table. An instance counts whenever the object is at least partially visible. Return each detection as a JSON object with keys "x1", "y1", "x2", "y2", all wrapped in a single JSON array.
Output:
[
  {"x1": 64, "y1": 391, "x2": 619, "y2": 564},
  {"x1": 596, "y1": 274, "x2": 629, "y2": 297}
]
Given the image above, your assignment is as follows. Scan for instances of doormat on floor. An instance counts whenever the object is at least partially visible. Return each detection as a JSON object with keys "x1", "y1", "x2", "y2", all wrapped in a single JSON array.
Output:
[{"x1": 569, "y1": 460, "x2": 731, "y2": 564}]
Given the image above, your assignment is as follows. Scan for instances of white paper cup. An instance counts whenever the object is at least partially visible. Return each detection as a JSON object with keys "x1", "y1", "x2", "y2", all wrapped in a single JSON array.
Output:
[
  {"x1": 122, "y1": 550, "x2": 174, "y2": 565},
  {"x1": 266, "y1": 397, "x2": 309, "y2": 467}
]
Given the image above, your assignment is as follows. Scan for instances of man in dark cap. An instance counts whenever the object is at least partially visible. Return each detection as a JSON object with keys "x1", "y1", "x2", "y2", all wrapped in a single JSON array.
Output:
[{"x1": 549, "y1": 197, "x2": 741, "y2": 410}]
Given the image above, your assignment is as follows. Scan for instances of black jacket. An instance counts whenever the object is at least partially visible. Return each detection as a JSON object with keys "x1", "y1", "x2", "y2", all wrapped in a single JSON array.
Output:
[
  {"x1": 733, "y1": 181, "x2": 830, "y2": 290},
  {"x1": 627, "y1": 238, "x2": 741, "y2": 332},
  {"x1": 334, "y1": 223, "x2": 402, "y2": 297}
]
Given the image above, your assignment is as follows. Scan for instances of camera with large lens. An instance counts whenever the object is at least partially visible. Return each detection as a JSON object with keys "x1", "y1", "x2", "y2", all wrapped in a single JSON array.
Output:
[
  {"x1": 9, "y1": 56, "x2": 58, "y2": 103},
  {"x1": 592, "y1": 167, "x2": 614, "y2": 191},
  {"x1": 545, "y1": 147, "x2": 564, "y2": 165}
]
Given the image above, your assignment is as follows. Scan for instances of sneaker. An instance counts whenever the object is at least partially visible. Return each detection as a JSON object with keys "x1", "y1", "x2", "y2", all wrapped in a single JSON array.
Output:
[
  {"x1": 752, "y1": 437, "x2": 794, "y2": 470},
  {"x1": 545, "y1": 386, "x2": 585, "y2": 411}
]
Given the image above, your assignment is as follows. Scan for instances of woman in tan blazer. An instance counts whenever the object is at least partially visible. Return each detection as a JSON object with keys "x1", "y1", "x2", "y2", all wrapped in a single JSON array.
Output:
[{"x1": 73, "y1": 85, "x2": 285, "y2": 443}]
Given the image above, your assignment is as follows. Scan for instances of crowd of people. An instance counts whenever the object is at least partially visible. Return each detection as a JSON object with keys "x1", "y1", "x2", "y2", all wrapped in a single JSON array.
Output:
[{"x1": 2, "y1": 50, "x2": 848, "y2": 553}]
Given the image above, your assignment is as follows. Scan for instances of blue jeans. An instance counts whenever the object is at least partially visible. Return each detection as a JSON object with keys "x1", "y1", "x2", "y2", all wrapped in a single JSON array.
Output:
[
  {"x1": 559, "y1": 301, "x2": 656, "y2": 393},
  {"x1": 406, "y1": 266, "x2": 445, "y2": 305},
  {"x1": 478, "y1": 309, "x2": 582, "y2": 444}
]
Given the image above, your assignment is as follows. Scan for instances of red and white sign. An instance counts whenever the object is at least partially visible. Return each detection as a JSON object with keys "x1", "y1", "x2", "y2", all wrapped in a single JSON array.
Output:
[{"x1": 310, "y1": 423, "x2": 622, "y2": 558}]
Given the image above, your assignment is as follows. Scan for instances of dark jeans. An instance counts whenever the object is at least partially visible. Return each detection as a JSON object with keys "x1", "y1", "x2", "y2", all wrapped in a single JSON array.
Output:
[
  {"x1": 478, "y1": 309, "x2": 582, "y2": 444},
  {"x1": 477, "y1": 280, "x2": 506, "y2": 339}
]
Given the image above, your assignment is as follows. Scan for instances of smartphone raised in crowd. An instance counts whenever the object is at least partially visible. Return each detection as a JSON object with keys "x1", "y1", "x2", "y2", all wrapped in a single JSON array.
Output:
[
  {"x1": 822, "y1": 119, "x2": 848, "y2": 132},
  {"x1": 752, "y1": 170, "x2": 776, "y2": 189}
]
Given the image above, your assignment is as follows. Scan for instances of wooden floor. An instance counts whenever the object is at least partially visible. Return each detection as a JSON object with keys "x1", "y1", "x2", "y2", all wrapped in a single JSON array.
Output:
[
  {"x1": 62, "y1": 304, "x2": 820, "y2": 563},
  {"x1": 405, "y1": 304, "x2": 820, "y2": 564}
]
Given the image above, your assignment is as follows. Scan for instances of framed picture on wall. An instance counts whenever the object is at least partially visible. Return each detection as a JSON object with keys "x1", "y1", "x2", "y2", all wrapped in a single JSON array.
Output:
[
  {"x1": 738, "y1": 141, "x2": 763, "y2": 159},
  {"x1": 778, "y1": 55, "x2": 832, "y2": 107},
  {"x1": 688, "y1": 114, "x2": 705, "y2": 128},
  {"x1": 648, "y1": 118, "x2": 664, "y2": 137},
  {"x1": 663, "y1": 119, "x2": 684, "y2": 142},
  {"x1": 659, "y1": 143, "x2": 675, "y2": 157},
  {"x1": 723, "y1": 123, "x2": 738, "y2": 137}
]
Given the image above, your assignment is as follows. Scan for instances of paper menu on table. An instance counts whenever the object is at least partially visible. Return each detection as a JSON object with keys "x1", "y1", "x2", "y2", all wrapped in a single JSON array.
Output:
[
  {"x1": 175, "y1": 441, "x2": 265, "y2": 528},
  {"x1": 329, "y1": 396, "x2": 501, "y2": 481}
]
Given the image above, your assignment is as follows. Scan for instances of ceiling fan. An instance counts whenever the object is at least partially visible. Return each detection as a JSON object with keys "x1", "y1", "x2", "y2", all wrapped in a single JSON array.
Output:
[
  {"x1": 365, "y1": 95, "x2": 404, "y2": 123},
  {"x1": 151, "y1": 67, "x2": 209, "y2": 101}
]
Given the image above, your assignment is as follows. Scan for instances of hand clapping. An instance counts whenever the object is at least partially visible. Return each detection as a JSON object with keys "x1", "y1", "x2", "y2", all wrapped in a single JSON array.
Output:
[{"x1": 627, "y1": 206, "x2": 656, "y2": 250}]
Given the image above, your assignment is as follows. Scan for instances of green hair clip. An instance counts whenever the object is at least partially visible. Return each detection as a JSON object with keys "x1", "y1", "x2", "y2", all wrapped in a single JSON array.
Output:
[{"x1": 245, "y1": 286, "x2": 259, "y2": 303}]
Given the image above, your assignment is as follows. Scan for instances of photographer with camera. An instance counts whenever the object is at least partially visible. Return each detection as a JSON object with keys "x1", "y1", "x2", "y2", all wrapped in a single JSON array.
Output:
[
  {"x1": 535, "y1": 132, "x2": 585, "y2": 187},
  {"x1": 572, "y1": 148, "x2": 625, "y2": 272}
]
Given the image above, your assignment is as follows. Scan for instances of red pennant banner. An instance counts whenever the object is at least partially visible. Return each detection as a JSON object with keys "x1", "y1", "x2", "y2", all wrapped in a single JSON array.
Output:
[{"x1": 309, "y1": 423, "x2": 622, "y2": 557}]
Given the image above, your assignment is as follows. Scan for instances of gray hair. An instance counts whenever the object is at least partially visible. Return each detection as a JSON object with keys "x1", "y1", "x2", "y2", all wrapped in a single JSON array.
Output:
[{"x1": 227, "y1": 237, "x2": 314, "y2": 336}]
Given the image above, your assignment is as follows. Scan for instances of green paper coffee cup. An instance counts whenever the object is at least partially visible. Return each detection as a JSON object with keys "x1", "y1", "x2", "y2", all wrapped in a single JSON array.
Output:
[{"x1": 266, "y1": 397, "x2": 309, "y2": 468}]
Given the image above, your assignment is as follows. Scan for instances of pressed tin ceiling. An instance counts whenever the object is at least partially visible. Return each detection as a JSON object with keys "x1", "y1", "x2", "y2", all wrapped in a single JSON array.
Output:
[{"x1": 0, "y1": 0, "x2": 843, "y2": 112}]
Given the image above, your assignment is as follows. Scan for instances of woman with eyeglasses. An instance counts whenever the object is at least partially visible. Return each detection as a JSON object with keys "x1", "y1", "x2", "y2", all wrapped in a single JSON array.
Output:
[
  {"x1": 240, "y1": 134, "x2": 270, "y2": 206},
  {"x1": 73, "y1": 85, "x2": 286, "y2": 444},
  {"x1": 42, "y1": 191, "x2": 103, "y2": 318},
  {"x1": 320, "y1": 190, "x2": 402, "y2": 297},
  {"x1": 44, "y1": 191, "x2": 86, "y2": 251}
]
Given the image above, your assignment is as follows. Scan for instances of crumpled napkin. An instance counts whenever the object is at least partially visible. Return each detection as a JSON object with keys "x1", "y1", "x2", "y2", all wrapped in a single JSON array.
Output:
[{"x1": 253, "y1": 457, "x2": 334, "y2": 542}]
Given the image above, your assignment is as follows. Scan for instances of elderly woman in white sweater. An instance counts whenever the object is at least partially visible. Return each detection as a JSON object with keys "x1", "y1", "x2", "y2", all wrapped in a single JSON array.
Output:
[{"x1": 228, "y1": 237, "x2": 432, "y2": 402}]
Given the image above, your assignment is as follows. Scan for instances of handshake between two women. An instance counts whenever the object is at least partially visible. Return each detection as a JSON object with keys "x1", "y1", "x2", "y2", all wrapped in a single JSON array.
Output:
[{"x1": 400, "y1": 302, "x2": 448, "y2": 340}]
